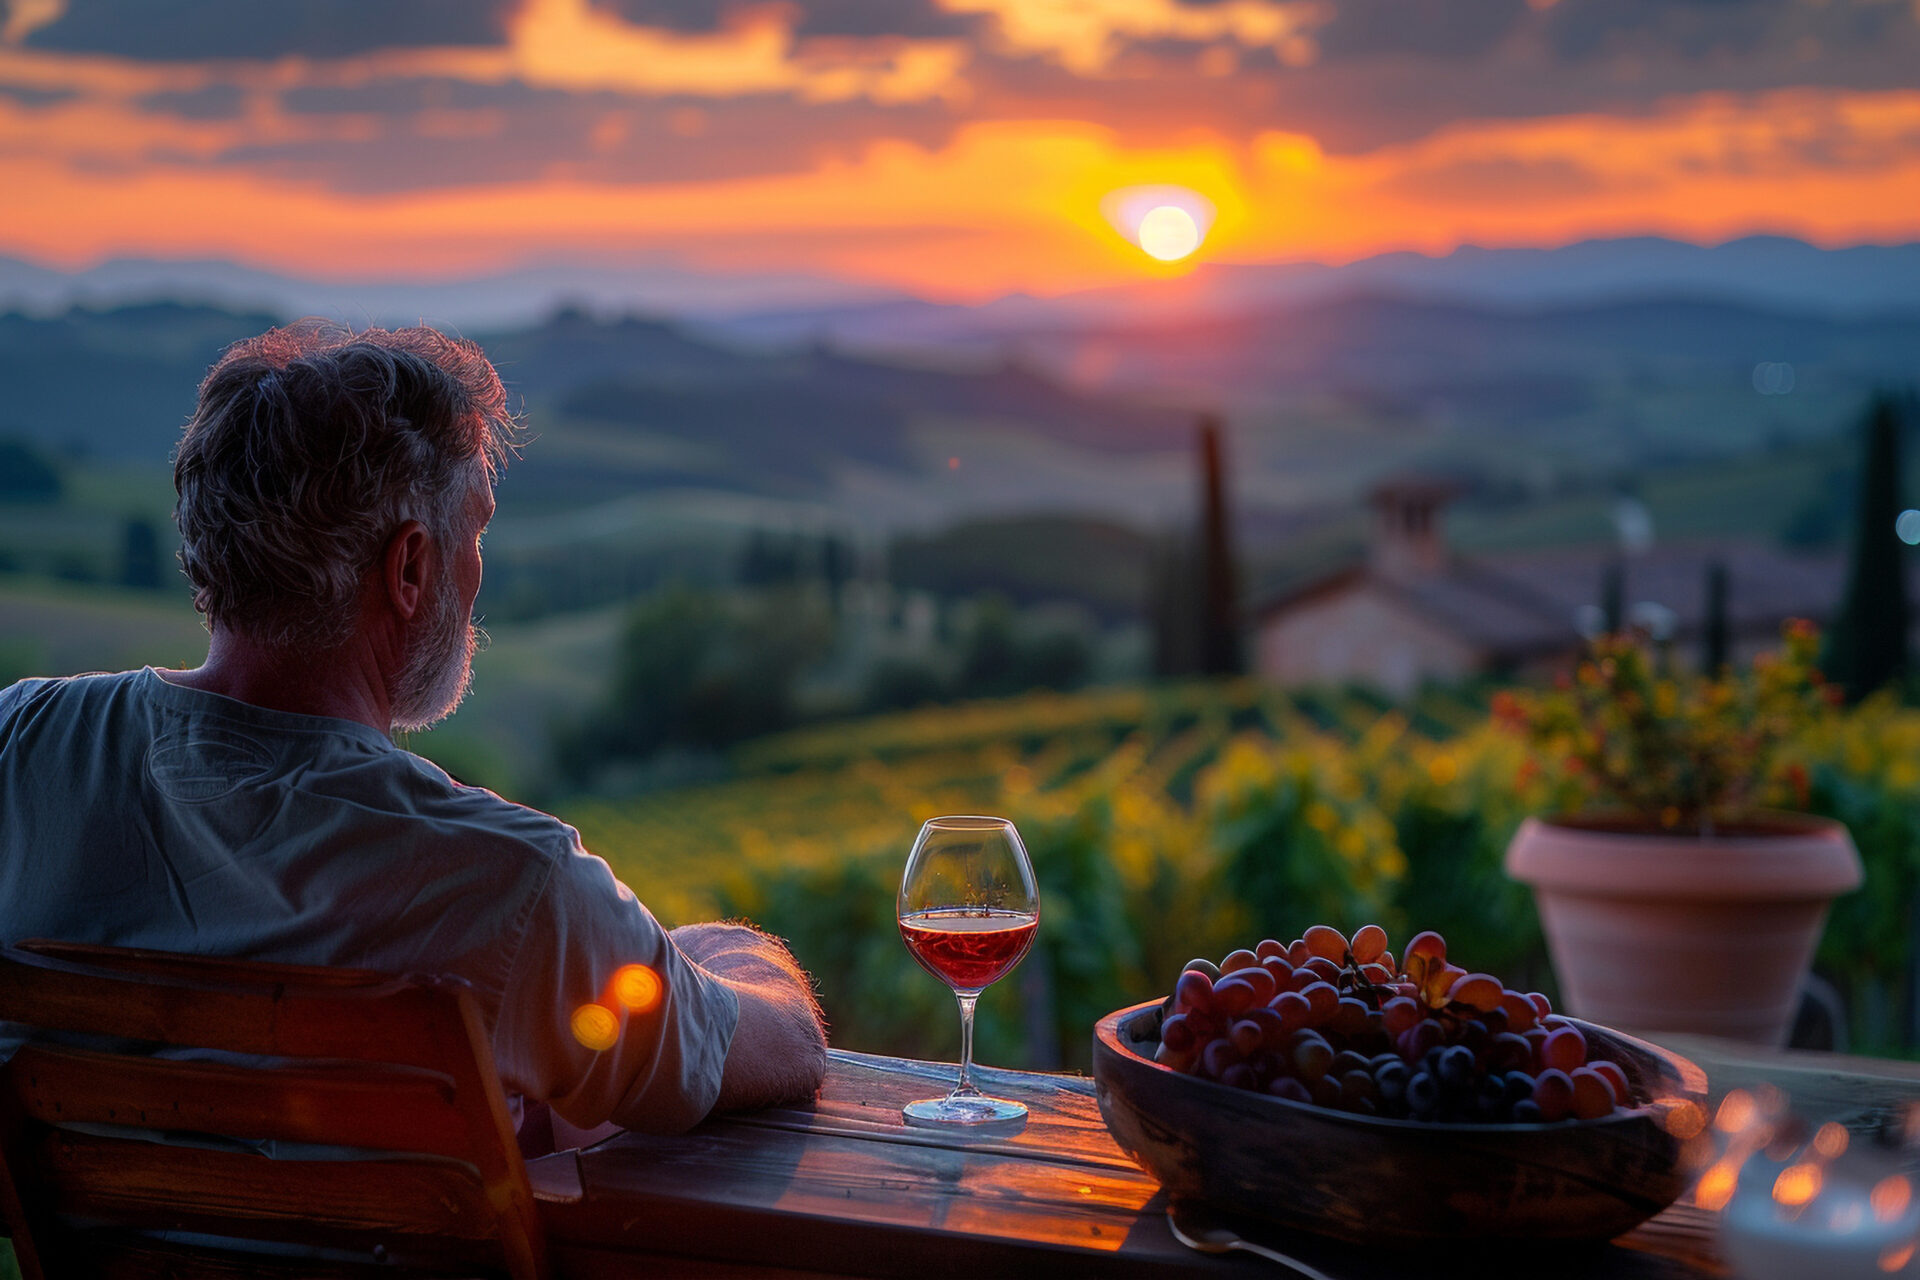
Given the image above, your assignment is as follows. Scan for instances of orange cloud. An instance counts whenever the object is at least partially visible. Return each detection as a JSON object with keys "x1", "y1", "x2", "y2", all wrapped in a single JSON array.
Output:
[{"x1": 5, "y1": 87, "x2": 1920, "y2": 298}]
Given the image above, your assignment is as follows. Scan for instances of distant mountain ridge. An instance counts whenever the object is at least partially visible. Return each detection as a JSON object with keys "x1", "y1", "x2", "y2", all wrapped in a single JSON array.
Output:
[{"x1": 5, "y1": 236, "x2": 1919, "y2": 340}]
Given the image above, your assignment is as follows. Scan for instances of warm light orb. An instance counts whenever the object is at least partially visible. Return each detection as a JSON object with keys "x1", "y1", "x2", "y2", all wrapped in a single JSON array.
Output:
[
  {"x1": 610, "y1": 963, "x2": 662, "y2": 1014},
  {"x1": 1137, "y1": 205, "x2": 1200, "y2": 261},
  {"x1": 571, "y1": 1002, "x2": 620, "y2": 1051}
]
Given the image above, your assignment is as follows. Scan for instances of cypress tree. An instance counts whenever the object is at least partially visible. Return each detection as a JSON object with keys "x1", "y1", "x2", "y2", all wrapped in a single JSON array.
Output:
[
  {"x1": 1701, "y1": 560, "x2": 1730, "y2": 674},
  {"x1": 1600, "y1": 557, "x2": 1624, "y2": 635},
  {"x1": 1198, "y1": 415, "x2": 1243, "y2": 676},
  {"x1": 1824, "y1": 393, "x2": 1911, "y2": 702}
]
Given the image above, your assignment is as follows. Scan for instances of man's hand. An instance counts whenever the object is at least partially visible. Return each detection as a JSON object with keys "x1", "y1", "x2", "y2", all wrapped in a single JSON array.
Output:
[{"x1": 670, "y1": 922, "x2": 827, "y2": 1114}]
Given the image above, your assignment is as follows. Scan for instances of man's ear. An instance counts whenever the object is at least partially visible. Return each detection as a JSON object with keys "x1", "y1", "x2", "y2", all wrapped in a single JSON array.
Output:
[{"x1": 381, "y1": 520, "x2": 434, "y2": 622}]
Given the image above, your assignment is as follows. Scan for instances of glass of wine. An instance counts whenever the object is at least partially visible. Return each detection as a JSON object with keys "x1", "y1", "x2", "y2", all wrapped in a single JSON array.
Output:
[{"x1": 897, "y1": 815, "x2": 1040, "y2": 1125}]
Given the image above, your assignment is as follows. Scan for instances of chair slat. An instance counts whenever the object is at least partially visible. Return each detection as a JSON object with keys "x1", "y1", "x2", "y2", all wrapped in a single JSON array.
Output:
[
  {"x1": 7, "y1": 1044, "x2": 472, "y2": 1158},
  {"x1": 0, "y1": 954, "x2": 470, "y2": 1066},
  {"x1": 70, "y1": 1234, "x2": 436, "y2": 1280},
  {"x1": 17, "y1": 940, "x2": 390, "y2": 988},
  {"x1": 40, "y1": 1128, "x2": 498, "y2": 1244},
  {"x1": 0, "y1": 942, "x2": 552, "y2": 1280}
]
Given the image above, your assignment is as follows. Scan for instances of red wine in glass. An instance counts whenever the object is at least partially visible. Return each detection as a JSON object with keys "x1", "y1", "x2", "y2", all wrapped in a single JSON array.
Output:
[
  {"x1": 897, "y1": 816, "x2": 1040, "y2": 1126},
  {"x1": 900, "y1": 909, "x2": 1038, "y2": 992}
]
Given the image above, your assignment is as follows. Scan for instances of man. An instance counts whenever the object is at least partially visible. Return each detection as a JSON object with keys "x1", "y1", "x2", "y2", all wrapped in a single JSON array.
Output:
[{"x1": 0, "y1": 321, "x2": 826, "y2": 1137}]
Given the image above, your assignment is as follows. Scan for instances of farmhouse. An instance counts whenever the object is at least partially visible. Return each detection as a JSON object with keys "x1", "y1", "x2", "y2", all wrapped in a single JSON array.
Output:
[{"x1": 1252, "y1": 479, "x2": 1850, "y2": 696}]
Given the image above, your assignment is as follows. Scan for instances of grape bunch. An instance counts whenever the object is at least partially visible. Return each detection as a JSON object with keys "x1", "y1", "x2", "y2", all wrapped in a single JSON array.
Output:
[{"x1": 1153, "y1": 925, "x2": 1635, "y2": 1124}]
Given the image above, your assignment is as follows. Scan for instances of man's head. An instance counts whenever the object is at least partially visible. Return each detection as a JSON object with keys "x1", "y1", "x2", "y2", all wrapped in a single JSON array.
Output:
[{"x1": 173, "y1": 321, "x2": 516, "y2": 731}]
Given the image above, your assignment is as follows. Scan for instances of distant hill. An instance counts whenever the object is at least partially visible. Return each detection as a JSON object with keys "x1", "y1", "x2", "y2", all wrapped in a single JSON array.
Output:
[
  {"x1": 0, "y1": 302, "x2": 279, "y2": 457},
  {"x1": 8, "y1": 237, "x2": 1920, "y2": 339}
]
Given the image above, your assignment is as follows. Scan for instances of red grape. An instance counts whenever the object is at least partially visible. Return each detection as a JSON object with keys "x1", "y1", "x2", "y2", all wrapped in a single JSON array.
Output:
[
  {"x1": 1331, "y1": 997, "x2": 1373, "y2": 1036},
  {"x1": 1300, "y1": 956, "x2": 1341, "y2": 985},
  {"x1": 1303, "y1": 924, "x2": 1350, "y2": 962},
  {"x1": 1568, "y1": 1067, "x2": 1615, "y2": 1120},
  {"x1": 1285, "y1": 939, "x2": 1312, "y2": 967},
  {"x1": 1222, "y1": 948, "x2": 1260, "y2": 973},
  {"x1": 1589, "y1": 1060, "x2": 1631, "y2": 1106},
  {"x1": 1238, "y1": 965, "x2": 1278, "y2": 1005},
  {"x1": 1448, "y1": 973, "x2": 1504, "y2": 1012},
  {"x1": 1202, "y1": 1039, "x2": 1241, "y2": 1079},
  {"x1": 1297, "y1": 981, "x2": 1340, "y2": 1026},
  {"x1": 1526, "y1": 992, "x2": 1553, "y2": 1018},
  {"x1": 1488, "y1": 1032, "x2": 1532, "y2": 1073},
  {"x1": 1404, "y1": 930, "x2": 1447, "y2": 963},
  {"x1": 1175, "y1": 968, "x2": 1214, "y2": 1014},
  {"x1": 1290, "y1": 1032, "x2": 1334, "y2": 1082},
  {"x1": 1161, "y1": 1012, "x2": 1196, "y2": 1052},
  {"x1": 1269, "y1": 1077, "x2": 1312, "y2": 1103},
  {"x1": 1214, "y1": 975, "x2": 1265, "y2": 1017},
  {"x1": 1380, "y1": 995, "x2": 1421, "y2": 1035},
  {"x1": 1350, "y1": 924, "x2": 1388, "y2": 964},
  {"x1": 1532, "y1": 1069, "x2": 1575, "y2": 1122},
  {"x1": 1269, "y1": 990, "x2": 1312, "y2": 1034},
  {"x1": 1499, "y1": 990, "x2": 1538, "y2": 1032},
  {"x1": 1542, "y1": 1025, "x2": 1587, "y2": 1074},
  {"x1": 1255, "y1": 938, "x2": 1287, "y2": 961}
]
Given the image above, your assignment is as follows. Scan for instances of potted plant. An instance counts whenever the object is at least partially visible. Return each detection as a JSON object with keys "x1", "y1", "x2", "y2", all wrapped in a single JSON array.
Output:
[{"x1": 1497, "y1": 620, "x2": 1862, "y2": 1046}]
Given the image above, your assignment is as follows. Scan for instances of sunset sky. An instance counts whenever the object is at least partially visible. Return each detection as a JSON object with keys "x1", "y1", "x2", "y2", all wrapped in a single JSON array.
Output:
[{"x1": 4, "y1": 0, "x2": 1920, "y2": 300}]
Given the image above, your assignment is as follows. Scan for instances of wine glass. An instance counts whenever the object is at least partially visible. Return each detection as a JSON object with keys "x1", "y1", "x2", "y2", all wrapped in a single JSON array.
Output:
[{"x1": 897, "y1": 815, "x2": 1040, "y2": 1125}]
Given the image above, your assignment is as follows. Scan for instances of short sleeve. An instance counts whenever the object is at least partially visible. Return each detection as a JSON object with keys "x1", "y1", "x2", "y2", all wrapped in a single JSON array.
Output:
[{"x1": 490, "y1": 836, "x2": 739, "y2": 1134}]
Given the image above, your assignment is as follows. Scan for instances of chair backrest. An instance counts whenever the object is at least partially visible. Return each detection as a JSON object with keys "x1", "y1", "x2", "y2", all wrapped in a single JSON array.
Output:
[{"x1": 0, "y1": 940, "x2": 549, "y2": 1279}]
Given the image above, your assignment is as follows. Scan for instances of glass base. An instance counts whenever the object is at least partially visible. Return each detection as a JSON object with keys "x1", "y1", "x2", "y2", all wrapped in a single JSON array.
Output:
[{"x1": 902, "y1": 1094, "x2": 1028, "y2": 1127}]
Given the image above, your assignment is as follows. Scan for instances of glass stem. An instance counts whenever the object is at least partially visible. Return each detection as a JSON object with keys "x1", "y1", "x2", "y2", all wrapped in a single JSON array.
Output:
[{"x1": 953, "y1": 991, "x2": 981, "y2": 1097}]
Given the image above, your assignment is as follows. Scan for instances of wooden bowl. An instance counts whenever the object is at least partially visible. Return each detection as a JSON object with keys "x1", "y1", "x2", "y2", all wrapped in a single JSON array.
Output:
[{"x1": 1093, "y1": 1001, "x2": 1708, "y2": 1244}]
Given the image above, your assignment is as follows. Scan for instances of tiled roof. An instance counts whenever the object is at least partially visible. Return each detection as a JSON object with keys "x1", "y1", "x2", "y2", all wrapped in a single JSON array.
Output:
[{"x1": 1260, "y1": 541, "x2": 1861, "y2": 658}]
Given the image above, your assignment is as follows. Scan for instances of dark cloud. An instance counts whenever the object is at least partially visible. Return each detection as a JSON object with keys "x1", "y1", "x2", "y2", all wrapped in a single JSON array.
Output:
[
  {"x1": 209, "y1": 87, "x2": 958, "y2": 193},
  {"x1": 1543, "y1": 0, "x2": 1778, "y2": 62},
  {"x1": 138, "y1": 85, "x2": 248, "y2": 121},
  {"x1": 587, "y1": 0, "x2": 979, "y2": 38},
  {"x1": 1314, "y1": 0, "x2": 1528, "y2": 60},
  {"x1": 25, "y1": 0, "x2": 516, "y2": 60},
  {"x1": 0, "y1": 83, "x2": 78, "y2": 108}
]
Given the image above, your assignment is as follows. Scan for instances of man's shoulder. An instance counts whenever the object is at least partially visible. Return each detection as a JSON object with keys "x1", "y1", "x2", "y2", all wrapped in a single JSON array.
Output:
[
  {"x1": 0, "y1": 669, "x2": 140, "y2": 720},
  {"x1": 387, "y1": 749, "x2": 585, "y2": 865}
]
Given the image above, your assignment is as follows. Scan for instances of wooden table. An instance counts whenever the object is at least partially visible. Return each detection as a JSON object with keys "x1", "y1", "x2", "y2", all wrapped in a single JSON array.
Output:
[{"x1": 534, "y1": 1039, "x2": 1920, "y2": 1278}]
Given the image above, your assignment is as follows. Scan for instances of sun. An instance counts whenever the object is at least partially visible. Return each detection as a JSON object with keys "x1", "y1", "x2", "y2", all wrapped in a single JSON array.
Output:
[
  {"x1": 1138, "y1": 205, "x2": 1200, "y2": 261},
  {"x1": 1100, "y1": 185, "x2": 1215, "y2": 266}
]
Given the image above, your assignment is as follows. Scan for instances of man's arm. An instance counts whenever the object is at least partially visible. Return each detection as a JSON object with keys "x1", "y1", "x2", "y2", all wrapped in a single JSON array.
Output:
[{"x1": 670, "y1": 922, "x2": 828, "y2": 1112}]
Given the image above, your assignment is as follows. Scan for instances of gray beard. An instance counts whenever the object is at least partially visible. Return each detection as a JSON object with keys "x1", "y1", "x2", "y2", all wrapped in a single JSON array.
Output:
[{"x1": 390, "y1": 567, "x2": 478, "y2": 734}]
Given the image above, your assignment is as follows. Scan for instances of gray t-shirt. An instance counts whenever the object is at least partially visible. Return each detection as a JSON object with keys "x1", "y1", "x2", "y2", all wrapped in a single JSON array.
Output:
[{"x1": 0, "y1": 668, "x2": 737, "y2": 1134}]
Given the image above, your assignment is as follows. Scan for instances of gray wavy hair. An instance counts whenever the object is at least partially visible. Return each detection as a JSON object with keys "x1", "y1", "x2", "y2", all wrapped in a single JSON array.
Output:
[{"x1": 173, "y1": 321, "x2": 518, "y2": 650}]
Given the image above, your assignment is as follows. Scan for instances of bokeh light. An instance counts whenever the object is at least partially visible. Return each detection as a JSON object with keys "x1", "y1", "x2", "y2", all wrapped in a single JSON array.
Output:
[
  {"x1": 1753, "y1": 362, "x2": 1797, "y2": 395},
  {"x1": 1896, "y1": 510, "x2": 1920, "y2": 545},
  {"x1": 611, "y1": 963, "x2": 663, "y2": 1013},
  {"x1": 571, "y1": 1002, "x2": 620, "y2": 1051}
]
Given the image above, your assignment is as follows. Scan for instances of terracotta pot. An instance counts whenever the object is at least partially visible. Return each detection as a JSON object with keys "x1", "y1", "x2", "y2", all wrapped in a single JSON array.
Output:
[{"x1": 1504, "y1": 814, "x2": 1862, "y2": 1046}]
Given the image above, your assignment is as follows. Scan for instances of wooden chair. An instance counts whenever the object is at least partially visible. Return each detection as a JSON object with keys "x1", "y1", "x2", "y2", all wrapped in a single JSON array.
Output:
[{"x1": 0, "y1": 940, "x2": 552, "y2": 1279}]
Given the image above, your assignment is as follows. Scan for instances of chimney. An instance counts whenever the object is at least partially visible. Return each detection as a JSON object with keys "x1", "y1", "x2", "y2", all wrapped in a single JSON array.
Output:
[{"x1": 1367, "y1": 479, "x2": 1456, "y2": 580}]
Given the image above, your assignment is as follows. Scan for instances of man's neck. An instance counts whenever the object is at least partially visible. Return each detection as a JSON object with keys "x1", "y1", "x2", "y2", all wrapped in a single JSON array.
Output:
[{"x1": 160, "y1": 629, "x2": 393, "y2": 735}]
